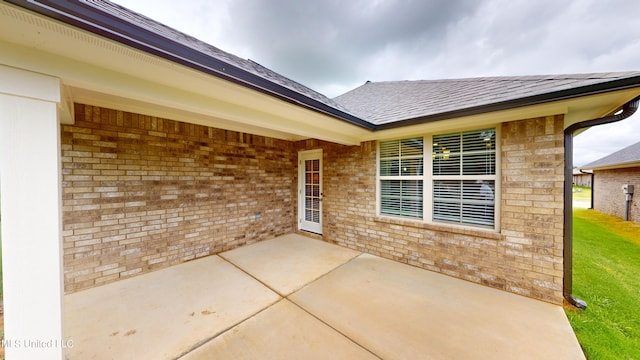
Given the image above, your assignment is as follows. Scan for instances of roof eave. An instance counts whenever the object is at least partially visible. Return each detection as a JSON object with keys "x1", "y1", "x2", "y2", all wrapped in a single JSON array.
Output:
[
  {"x1": 375, "y1": 75, "x2": 640, "y2": 130},
  {"x1": 581, "y1": 160, "x2": 640, "y2": 171},
  {"x1": 6, "y1": 0, "x2": 374, "y2": 130},
  {"x1": 7, "y1": 1, "x2": 640, "y2": 135}
]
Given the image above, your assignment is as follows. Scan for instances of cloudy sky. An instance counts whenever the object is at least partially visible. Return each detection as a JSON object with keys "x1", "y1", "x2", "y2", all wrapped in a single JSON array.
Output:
[{"x1": 114, "y1": 0, "x2": 640, "y2": 166}]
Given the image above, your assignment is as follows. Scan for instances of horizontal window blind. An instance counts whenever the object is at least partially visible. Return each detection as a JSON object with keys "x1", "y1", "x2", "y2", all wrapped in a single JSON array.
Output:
[
  {"x1": 381, "y1": 180, "x2": 424, "y2": 217},
  {"x1": 433, "y1": 180, "x2": 495, "y2": 227},
  {"x1": 380, "y1": 137, "x2": 424, "y2": 176},
  {"x1": 433, "y1": 128, "x2": 496, "y2": 227},
  {"x1": 379, "y1": 137, "x2": 424, "y2": 218},
  {"x1": 432, "y1": 132, "x2": 461, "y2": 175},
  {"x1": 462, "y1": 129, "x2": 496, "y2": 175},
  {"x1": 378, "y1": 128, "x2": 496, "y2": 229},
  {"x1": 433, "y1": 129, "x2": 496, "y2": 176}
]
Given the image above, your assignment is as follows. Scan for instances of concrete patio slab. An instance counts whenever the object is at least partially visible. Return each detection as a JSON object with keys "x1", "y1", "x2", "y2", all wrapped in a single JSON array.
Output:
[
  {"x1": 180, "y1": 299, "x2": 378, "y2": 360},
  {"x1": 64, "y1": 235, "x2": 585, "y2": 359},
  {"x1": 64, "y1": 255, "x2": 281, "y2": 360},
  {"x1": 290, "y1": 253, "x2": 585, "y2": 360},
  {"x1": 220, "y1": 234, "x2": 361, "y2": 295}
]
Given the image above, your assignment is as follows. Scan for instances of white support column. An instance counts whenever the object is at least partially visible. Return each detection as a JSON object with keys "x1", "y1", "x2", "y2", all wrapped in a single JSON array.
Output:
[{"x1": 0, "y1": 65, "x2": 65, "y2": 359}]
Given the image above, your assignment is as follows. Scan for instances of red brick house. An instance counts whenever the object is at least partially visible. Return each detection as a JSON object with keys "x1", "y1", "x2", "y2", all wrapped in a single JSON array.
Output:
[
  {"x1": 581, "y1": 141, "x2": 640, "y2": 222},
  {"x1": 2, "y1": 1, "x2": 640, "y2": 357}
]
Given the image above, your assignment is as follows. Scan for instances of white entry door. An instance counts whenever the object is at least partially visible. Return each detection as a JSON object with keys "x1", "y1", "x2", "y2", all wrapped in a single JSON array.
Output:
[{"x1": 298, "y1": 149, "x2": 323, "y2": 234}]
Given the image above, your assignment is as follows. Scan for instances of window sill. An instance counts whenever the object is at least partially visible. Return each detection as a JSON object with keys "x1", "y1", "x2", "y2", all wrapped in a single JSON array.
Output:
[{"x1": 373, "y1": 215, "x2": 502, "y2": 240}]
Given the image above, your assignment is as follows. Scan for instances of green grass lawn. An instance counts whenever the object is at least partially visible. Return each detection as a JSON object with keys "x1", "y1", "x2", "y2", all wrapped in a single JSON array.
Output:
[
  {"x1": 566, "y1": 208, "x2": 640, "y2": 359},
  {"x1": 573, "y1": 185, "x2": 592, "y2": 203}
]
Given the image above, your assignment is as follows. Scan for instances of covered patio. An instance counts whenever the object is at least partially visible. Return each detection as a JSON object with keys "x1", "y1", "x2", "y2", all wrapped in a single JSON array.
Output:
[
  {"x1": 6, "y1": 2, "x2": 640, "y2": 358},
  {"x1": 65, "y1": 234, "x2": 585, "y2": 359}
]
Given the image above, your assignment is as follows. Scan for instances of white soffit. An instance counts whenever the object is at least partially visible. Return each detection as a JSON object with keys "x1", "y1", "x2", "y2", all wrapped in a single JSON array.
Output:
[
  {"x1": 562, "y1": 89, "x2": 640, "y2": 129},
  {"x1": 0, "y1": 3, "x2": 369, "y2": 145}
]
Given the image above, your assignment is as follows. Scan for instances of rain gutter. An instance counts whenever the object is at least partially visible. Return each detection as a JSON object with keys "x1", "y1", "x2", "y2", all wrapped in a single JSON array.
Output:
[
  {"x1": 578, "y1": 170, "x2": 594, "y2": 209},
  {"x1": 563, "y1": 95, "x2": 640, "y2": 309}
]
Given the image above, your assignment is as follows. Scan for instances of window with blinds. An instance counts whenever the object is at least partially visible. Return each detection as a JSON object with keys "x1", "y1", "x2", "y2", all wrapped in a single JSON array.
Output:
[
  {"x1": 432, "y1": 129, "x2": 496, "y2": 227},
  {"x1": 378, "y1": 128, "x2": 497, "y2": 229},
  {"x1": 379, "y1": 137, "x2": 424, "y2": 218}
]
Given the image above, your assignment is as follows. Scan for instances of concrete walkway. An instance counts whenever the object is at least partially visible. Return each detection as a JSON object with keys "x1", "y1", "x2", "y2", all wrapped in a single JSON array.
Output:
[{"x1": 64, "y1": 234, "x2": 585, "y2": 359}]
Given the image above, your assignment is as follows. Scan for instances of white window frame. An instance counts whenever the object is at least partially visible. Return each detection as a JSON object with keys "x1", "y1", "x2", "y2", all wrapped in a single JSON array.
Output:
[
  {"x1": 298, "y1": 149, "x2": 323, "y2": 234},
  {"x1": 378, "y1": 137, "x2": 425, "y2": 219},
  {"x1": 376, "y1": 127, "x2": 501, "y2": 231}
]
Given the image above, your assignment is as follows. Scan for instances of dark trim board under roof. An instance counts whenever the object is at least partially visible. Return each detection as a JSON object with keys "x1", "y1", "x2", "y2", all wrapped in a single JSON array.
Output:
[{"x1": 7, "y1": 0, "x2": 640, "y2": 131}]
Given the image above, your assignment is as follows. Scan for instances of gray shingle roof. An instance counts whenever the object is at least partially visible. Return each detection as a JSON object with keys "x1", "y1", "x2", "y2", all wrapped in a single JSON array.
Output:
[
  {"x1": 14, "y1": 0, "x2": 640, "y2": 130},
  {"x1": 582, "y1": 140, "x2": 640, "y2": 169},
  {"x1": 333, "y1": 73, "x2": 640, "y2": 125}
]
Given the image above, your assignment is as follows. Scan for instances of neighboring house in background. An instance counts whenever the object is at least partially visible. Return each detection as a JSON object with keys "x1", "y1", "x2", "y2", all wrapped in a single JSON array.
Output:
[
  {"x1": 573, "y1": 168, "x2": 593, "y2": 187},
  {"x1": 581, "y1": 141, "x2": 640, "y2": 223},
  {"x1": 2, "y1": 1, "x2": 640, "y2": 358}
]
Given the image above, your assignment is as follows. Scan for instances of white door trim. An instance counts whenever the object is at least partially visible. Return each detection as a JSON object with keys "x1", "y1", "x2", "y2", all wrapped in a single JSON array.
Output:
[{"x1": 298, "y1": 149, "x2": 323, "y2": 234}]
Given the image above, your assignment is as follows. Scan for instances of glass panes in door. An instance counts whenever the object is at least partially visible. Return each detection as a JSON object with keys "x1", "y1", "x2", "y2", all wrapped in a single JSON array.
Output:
[
  {"x1": 298, "y1": 150, "x2": 323, "y2": 234},
  {"x1": 304, "y1": 159, "x2": 321, "y2": 223}
]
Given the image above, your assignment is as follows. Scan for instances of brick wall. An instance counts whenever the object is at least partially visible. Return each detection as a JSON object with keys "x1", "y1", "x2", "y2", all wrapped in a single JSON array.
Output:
[
  {"x1": 295, "y1": 115, "x2": 565, "y2": 304},
  {"x1": 62, "y1": 104, "x2": 566, "y2": 303},
  {"x1": 593, "y1": 167, "x2": 640, "y2": 222},
  {"x1": 62, "y1": 104, "x2": 295, "y2": 292},
  {"x1": 500, "y1": 115, "x2": 565, "y2": 303}
]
